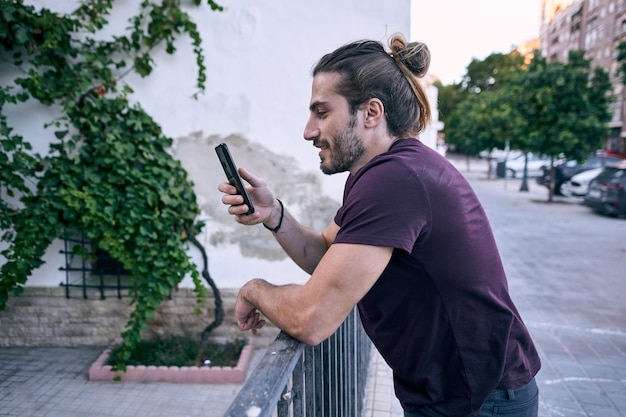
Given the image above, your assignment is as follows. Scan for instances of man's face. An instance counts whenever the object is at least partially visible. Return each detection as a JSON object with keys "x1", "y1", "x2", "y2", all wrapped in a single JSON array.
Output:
[{"x1": 304, "y1": 72, "x2": 366, "y2": 175}]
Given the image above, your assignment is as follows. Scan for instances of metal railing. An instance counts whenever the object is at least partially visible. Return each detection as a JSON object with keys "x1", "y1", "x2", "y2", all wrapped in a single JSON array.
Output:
[{"x1": 224, "y1": 307, "x2": 372, "y2": 417}]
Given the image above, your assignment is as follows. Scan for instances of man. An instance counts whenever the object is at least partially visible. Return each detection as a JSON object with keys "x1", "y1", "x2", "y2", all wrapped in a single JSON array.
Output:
[{"x1": 218, "y1": 34, "x2": 541, "y2": 417}]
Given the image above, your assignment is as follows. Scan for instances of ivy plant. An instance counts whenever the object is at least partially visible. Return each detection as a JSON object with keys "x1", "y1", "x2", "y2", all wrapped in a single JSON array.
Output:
[{"x1": 0, "y1": 0, "x2": 223, "y2": 370}]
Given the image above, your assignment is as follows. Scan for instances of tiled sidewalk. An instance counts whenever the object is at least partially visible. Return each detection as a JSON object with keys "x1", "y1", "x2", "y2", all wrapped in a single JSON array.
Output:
[{"x1": 363, "y1": 349, "x2": 403, "y2": 417}]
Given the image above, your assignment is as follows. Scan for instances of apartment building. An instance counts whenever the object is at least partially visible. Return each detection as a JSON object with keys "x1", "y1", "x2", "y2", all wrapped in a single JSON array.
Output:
[{"x1": 541, "y1": 0, "x2": 626, "y2": 156}]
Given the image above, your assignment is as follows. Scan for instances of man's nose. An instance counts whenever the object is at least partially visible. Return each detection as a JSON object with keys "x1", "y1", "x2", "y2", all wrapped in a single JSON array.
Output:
[{"x1": 303, "y1": 118, "x2": 319, "y2": 141}]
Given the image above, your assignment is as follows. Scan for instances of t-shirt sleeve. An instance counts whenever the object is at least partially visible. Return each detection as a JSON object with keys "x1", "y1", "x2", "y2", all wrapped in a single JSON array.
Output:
[{"x1": 333, "y1": 160, "x2": 430, "y2": 252}]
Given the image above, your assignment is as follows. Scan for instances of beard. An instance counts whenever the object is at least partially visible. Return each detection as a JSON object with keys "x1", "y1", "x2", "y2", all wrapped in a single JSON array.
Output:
[{"x1": 318, "y1": 115, "x2": 366, "y2": 175}]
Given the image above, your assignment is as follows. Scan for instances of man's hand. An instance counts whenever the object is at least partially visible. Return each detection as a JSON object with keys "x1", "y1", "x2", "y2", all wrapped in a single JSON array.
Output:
[
  {"x1": 217, "y1": 167, "x2": 279, "y2": 227},
  {"x1": 235, "y1": 281, "x2": 267, "y2": 335}
]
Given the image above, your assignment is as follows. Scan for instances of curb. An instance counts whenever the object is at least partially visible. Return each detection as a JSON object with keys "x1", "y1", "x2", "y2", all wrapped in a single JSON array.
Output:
[{"x1": 88, "y1": 340, "x2": 253, "y2": 383}]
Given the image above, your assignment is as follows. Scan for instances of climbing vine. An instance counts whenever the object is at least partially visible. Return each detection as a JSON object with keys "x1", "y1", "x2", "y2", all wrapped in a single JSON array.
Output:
[{"x1": 0, "y1": 0, "x2": 223, "y2": 370}]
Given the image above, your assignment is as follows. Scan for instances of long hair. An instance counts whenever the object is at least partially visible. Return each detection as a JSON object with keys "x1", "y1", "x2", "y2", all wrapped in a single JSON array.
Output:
[{"x1": 313, "y1": 34, "x2": 431, "y2": 138}]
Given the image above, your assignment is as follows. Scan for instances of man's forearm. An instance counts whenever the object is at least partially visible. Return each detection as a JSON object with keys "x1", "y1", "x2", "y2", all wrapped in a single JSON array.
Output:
[
  {"x1": 238, "y1": 278, "x2": 337, "y2": 346},
  {"x1": 238, "y1": 278, "x2": 315, "y2": 343},
  {"x1": 267, "y1": 205, "x2": 332, "y2": 274}
]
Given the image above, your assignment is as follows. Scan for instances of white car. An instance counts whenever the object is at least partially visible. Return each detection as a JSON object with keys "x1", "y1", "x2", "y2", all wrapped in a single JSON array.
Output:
[
  {"x1": 481, "y1": 148, "x2": 522, "y2": 160},
  {"x1": 493, "y1": 153, "x2": 551, "y2": 178},
  {"x1": 562, "y1": 167, "x2": 603, "y2": 197}
]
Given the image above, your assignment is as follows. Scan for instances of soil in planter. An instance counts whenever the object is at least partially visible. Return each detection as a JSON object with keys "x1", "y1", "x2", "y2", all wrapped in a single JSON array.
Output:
[{"x1": 106, "y1": 335, "x2": 247, "y2": 367}]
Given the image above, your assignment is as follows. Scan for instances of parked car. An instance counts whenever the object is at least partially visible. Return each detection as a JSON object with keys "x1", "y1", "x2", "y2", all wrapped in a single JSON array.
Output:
[
  {"x1": 493, "y1": 153, "x2": 551, "y2": 178},
  {"x1": 583, "y1": 160, "x2": 626, "y2": 216},
  {"x1": 561, "y1": 167, "x2": 603, "y2": 197},
  {"x1": 537, "y1": 155, "x2": 624, "y2": 195},
  {"x1": 480, "y1": 148, "x2": 522, "y2": 161}
]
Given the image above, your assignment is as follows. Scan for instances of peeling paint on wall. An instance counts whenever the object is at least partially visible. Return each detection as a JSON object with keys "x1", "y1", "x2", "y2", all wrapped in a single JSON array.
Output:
[{"x1": 172, "y1": 132, "x2": 340, "y2": 262}]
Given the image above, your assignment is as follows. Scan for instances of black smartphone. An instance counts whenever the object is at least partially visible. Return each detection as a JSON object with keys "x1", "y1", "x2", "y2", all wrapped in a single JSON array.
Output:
[{"x1": 215, "y1": 143, "x2": 255, "y2": 215}]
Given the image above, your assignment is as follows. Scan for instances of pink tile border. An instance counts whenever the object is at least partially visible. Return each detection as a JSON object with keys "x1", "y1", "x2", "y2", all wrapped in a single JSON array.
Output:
[{"x1": 88, "y1": 339, "x2": 252, "y2": 383}]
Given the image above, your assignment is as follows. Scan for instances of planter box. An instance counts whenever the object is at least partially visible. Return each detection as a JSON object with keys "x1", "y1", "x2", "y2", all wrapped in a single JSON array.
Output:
[{"x1": 89, "y1": 339, "x2": 252, "y2": 383}]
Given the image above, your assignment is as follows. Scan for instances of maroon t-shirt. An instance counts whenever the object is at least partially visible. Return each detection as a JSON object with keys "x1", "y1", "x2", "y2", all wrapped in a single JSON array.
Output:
[{"x1": 333, "y1": 139, "x2": 540, "y2": 417}]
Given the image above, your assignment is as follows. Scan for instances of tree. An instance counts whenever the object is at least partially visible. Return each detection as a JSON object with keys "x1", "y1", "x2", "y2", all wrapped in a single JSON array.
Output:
[
  {"x1": 446, "y1": 89, "x2": 524, "y2": 177},
  {"x1": 438, "y1": 50, "x2": 528, "y2": 157},
  {"x1": 433, "y1": 80, "x2": 467, "y2": 138},
  {"x1": 462, "y1": 51, "x2": 526, "y2": 93},
  {"x1": 508, "y1": 50, "x2": 612, "y2": 201},
  {"x1": 0, "y1": 0, "x2": 224, "y2": 370}
]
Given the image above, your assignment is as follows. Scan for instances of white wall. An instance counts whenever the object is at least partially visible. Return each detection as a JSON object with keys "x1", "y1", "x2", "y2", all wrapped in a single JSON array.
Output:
[
  {"x1": 3, "y1": 0, "x2": 441, "y2": 290},
  {"x1": 127, "y1": 1, "x2": 412, "y2": 166}
]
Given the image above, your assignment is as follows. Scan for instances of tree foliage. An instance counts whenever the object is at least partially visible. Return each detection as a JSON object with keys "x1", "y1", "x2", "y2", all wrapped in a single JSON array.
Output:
[
  {"x1": 443, "y1": 51, "x2": 526, "y2": 154},
  {"x1": 507, "y1": 50, "x2": 612, "y2": 200},
  {"x1": 0, "y1": 0, "x2": 223, "y2": 370},
  {"x1": 433, "y1": 80, "x2": 467, "y2": 137},
  {"x1": 462, "y1": 51, "x2": 525, "y2": 93},
  {"x1": 446, "y1": 88, "x2": 524, "y2": 171},
  {"x1": 509, "y1": 51, "x2": 612, "y2": 161}
]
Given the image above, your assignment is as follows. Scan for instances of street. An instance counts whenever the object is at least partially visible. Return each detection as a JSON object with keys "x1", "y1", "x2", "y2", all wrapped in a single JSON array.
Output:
[{"x1": 454, "y1": 157, "x2": 626, "y2": 417}]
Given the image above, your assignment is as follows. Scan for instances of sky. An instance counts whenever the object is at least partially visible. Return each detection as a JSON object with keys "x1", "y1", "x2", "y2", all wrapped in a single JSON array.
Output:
[{"x1": 412, "y1": 0, "x2": 544, "y2": 85}]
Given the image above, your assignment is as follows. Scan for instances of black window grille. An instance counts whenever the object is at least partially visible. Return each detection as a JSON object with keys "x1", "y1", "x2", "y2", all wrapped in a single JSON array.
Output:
[{"x1": 59, "y1": 230, "x2": 132, "y2": 300}]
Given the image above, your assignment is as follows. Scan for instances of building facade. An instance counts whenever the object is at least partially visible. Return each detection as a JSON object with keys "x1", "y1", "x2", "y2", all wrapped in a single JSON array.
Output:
[
  {"x1": 3, "y1": 1, "x2": 445, "y2": 291},
  {"x1": 541, "y1": 0, "x2": 626, "y2": 156}
]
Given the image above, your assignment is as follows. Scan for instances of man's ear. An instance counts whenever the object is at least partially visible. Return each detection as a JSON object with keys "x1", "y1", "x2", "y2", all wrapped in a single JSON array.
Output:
[{"x1": 363, "y1": 98, "x2": 385, "y2": 128}]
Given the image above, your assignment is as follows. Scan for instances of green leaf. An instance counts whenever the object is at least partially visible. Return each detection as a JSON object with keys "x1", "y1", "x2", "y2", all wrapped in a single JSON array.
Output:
[{"x1": 54, "y1": 130, "x2": 69, "y2": 139}]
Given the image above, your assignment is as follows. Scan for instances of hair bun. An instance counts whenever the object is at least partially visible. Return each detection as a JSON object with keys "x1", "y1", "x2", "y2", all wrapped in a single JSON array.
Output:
[{"x1": 389, "y1": 34, "x2": 430, "y2": 78}]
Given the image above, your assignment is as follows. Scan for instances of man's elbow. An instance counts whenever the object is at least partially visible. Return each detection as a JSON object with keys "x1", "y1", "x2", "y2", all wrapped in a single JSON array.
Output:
[
  {"x1": 291, "y1": 329, "x2": 332, "y2": 347},
  {"x1": 287, "y1": 319, "x2": 337, "y2": 347}
]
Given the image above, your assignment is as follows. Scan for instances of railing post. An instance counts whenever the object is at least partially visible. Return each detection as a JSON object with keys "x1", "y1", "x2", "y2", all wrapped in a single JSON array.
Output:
[
  {"x1": 292, "y1": 358, "x2": 304, "y2": 416},
  {"x1": 223, "y1": 332, "x2": 305, "y2": 417},
  {"x1": 223, "y1": 308, "x2": 372, "y2": 417}
]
